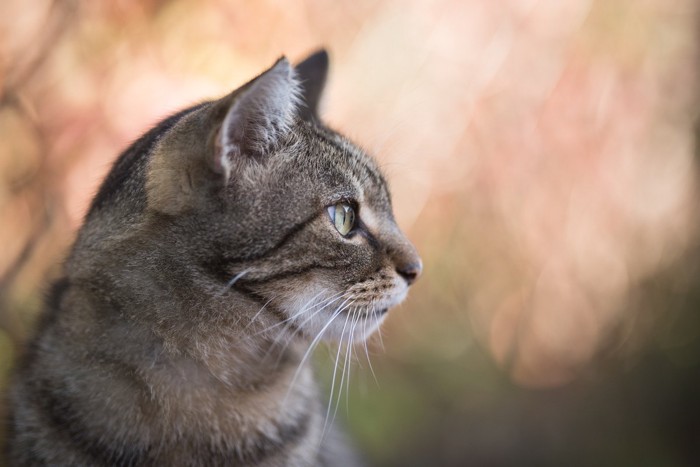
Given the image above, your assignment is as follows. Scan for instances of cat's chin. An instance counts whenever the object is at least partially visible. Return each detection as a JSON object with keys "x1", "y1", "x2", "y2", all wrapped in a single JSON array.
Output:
[
  {"x1": 318, "y1": 307, "x2": 389, "y2": 343},
  {"x1": 288, "y1": 293, "x2": 407, "y2": 343},
  {"x1": 274, "y1": 299, "x2": 388, "y2": 344}
]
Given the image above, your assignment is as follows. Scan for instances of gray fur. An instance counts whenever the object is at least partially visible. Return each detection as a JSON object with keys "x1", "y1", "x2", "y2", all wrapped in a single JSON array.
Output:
[{"x1": 6, "y1": 51, "x2": 421, "y2": 466}]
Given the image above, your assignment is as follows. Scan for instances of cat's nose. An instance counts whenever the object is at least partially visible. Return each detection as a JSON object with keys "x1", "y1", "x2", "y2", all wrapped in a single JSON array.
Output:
[
  {"x1": 396, "y1": 258, "x2": 422, "y2": 286},
  {"x1": 387, "y1": 228, "x2": 422, "y2": 285}
]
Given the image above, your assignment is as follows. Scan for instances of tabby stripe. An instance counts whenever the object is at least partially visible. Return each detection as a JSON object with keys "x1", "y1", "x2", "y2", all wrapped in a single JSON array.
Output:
[
  {"x1": 32, "y1": 379, "x2": 146, "y2": 466},
  {"x1": 231, "y1": 410, "x2": 312, "y2": 465},
  {"x1": 256, "y1": 211, "x2": 319, "y2": 260},
  {"x1": 29, "y1": 368, "x2": 312, "y2": 466},
  {"x1": 240, "y1": 262, "x2": 335, "y2": 286},
  {"x1": 357, "y1": 219, "x2": 382, "y2": 251},
  {"x1": 207, "y1": 212, "x2": 318, "y2": 282},
  {"x1": 311, "y1": 127, "x2": 389, "y2": 192}
]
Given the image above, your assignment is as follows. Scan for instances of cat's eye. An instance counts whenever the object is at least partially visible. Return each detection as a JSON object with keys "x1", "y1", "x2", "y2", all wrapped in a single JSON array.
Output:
[{"x1": 327, "y1": 202, "x2": 356, "y2": 236}]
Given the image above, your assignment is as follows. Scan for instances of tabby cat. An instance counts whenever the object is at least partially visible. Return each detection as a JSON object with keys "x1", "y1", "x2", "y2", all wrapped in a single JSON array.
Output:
[{"x1": 6, "y1": 50, "x2": 421, "y2": 466}]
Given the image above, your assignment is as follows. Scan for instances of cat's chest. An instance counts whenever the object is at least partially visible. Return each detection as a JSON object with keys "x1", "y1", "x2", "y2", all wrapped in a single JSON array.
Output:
[
  {"x1": 141, "y1": 363, "x2": 322, "y2": 466},
  {"x1": 139, "y1": 351, "x2": 318, "y2": 435}
]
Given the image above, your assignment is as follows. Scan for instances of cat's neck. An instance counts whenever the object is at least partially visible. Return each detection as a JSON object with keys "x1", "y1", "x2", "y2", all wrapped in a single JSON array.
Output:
[
  {"x1": 82, "y1": 252, "x2": 304, "y2": 376},
  {"x1": 60, "y1": 246, "x2": 322, "y2": 453}
]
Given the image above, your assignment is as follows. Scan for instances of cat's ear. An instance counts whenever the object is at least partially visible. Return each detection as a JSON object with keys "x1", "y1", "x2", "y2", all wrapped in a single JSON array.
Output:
[
  {"x1": 294, "y1": 50, "x2": 329, "y2": 122},
  {"x1": 215, "y1": 57, "x2": 300, "y2": 177},
  {"x1": 146, "y1": 58, "x2": 299, "y2": 215}
]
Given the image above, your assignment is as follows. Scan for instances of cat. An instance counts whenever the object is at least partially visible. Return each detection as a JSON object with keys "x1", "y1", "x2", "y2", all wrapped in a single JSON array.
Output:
[{"x1": 5, "y1": 49, "x2": 422, "y2": 466}]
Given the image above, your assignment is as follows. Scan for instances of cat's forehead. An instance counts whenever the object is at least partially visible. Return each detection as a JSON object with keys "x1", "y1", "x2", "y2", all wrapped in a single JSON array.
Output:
[{"x1": 299, "y1": 124, "x2": 391, "y2": 209}]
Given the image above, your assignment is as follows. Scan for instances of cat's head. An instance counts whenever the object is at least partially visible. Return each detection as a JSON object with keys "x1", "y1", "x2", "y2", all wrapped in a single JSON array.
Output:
[{"x1": 137, "y1": 52, "x2": 421, "y2": 343}]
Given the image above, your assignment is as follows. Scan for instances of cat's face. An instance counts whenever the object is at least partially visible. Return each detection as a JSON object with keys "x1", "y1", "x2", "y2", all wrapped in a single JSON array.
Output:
[
  {"x1": 146, "y1": 53, "x2": 421, "y2": 343},
  {"x1": 221, "y1": 124, "x2": 421, "y2": 342}
]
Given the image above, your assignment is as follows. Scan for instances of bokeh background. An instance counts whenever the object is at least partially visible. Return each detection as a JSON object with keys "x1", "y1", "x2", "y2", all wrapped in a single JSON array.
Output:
[{"x1": 2, "y1": 0, "x2": 700, "y2": 465}]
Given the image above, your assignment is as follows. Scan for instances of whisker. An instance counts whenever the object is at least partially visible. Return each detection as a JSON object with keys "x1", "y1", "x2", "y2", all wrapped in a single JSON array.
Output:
[
  {"x1": 322, "y1": 307, "x2": 353, "y2": 436},
  {"x1": 284, "y1": 298, "x2": 354, "y2": 403},
  {"x1": 372, "y1": 300, "x2": 386, "y2": 352},
  {"x1": 363, "y1": 310, "x2": 380, "y2": 387},
  {"x1": 219, "y1": 269, "x2": 250, "y2": 295},
  {"x1": 254, "y1": 290, "x2": 345, "y2": 337},
  {"x1": 281, "y1": 291, "x2": 346, "y2": 331},
  {"x1": 345, "y1": 308, "x2": 361, "y2": 412},
  {"x1": 264, "y1": 293, "x2": 349, "y2": 364},
  {"x1": 330, "y1": 308, "x2": 357, "y2": 430},
  {"x1": 243, "y1": 294, "x2": 279, "y2": 331}
]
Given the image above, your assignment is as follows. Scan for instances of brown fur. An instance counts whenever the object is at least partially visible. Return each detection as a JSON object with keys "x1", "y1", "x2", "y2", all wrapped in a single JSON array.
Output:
[{"x1": 6, "y1": 50, "x2": 421, "y2": 466}]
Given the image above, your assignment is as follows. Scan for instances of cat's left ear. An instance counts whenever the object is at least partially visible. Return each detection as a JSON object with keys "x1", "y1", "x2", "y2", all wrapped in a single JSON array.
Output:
[
  {"x1": 295, "y1": 49, "x2": 329, "y2": 122},
  {"x1": 215, "y1": 57, "x2": 300, "y2": 177}
]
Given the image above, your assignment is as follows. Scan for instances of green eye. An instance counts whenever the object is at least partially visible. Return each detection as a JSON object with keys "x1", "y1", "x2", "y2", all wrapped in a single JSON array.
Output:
[{"x1": 328, "y1": 202, "x2": 356, "y2": 236}]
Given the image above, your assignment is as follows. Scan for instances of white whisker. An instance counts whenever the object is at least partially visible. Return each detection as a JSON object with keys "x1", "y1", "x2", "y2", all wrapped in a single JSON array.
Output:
[
  {"x1": 265, "y1": 293, "x2": 349, "y2": 364},
  {"x1": 330, "y1": 308, "x2": 356, "y2": 430},
  {"x1": 255, "y1": 290, "x2": 345, "y2": 337},
  {"x1": 219, "y1": 269, "x2": 250, "y2": 295},
  {"x1": 373, "y1": 301, "x2": 386, "y2": 352},
  {"x1": 345, "y1": 308, "x2": 361, "y2": 412},
  {"x1": 363, "y1": 311, "x2": 380, "y2": 387},
  {"x1": 322, "y1": 307, "x2": 353, "y2": 437},
  {"x1": 284, "y1": 298, "x2": 355, "y2": 404},
  {"x1": 243, "y1": 294, "x2": 278, "y2": 331}
]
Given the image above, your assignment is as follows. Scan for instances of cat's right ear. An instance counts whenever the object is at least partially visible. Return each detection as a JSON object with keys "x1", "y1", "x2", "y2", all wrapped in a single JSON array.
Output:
[
  {"x1": 146, "y1": 58, "x2": 300, "y2": 215},
  {"x1": 214, "y1": 57, "x2": 300, "y2": 178}
]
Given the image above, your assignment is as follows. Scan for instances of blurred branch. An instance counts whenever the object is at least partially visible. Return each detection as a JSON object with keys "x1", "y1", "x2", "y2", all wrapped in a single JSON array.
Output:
[
  {"x1": 0, "y1": 0, "x2": 77, "y2": 105},
  {"x1": 0, "y1": 0, "x2": 77, "y2": 342}
]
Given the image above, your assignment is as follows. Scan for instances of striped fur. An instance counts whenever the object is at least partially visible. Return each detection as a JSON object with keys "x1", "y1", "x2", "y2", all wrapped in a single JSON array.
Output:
[{"x1": 6, "y1": 51, "x2": 421, "y2": 466}]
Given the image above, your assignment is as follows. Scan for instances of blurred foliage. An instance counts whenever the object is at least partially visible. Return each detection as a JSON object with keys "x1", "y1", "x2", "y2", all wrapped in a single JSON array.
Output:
[{"x1": 2, "y1": 0, "x2": 700, "y2": 465}]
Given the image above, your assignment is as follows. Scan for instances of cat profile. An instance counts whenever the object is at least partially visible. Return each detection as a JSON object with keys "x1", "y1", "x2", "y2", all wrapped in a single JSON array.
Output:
[{"x1": 6, "y1": 50, "x2": 421, "y2": 466}]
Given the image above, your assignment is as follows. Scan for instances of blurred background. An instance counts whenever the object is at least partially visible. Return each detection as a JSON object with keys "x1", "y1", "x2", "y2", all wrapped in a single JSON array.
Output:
[{"x1": 1, "y1": 0, "x2": 700, "y2": 465}]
